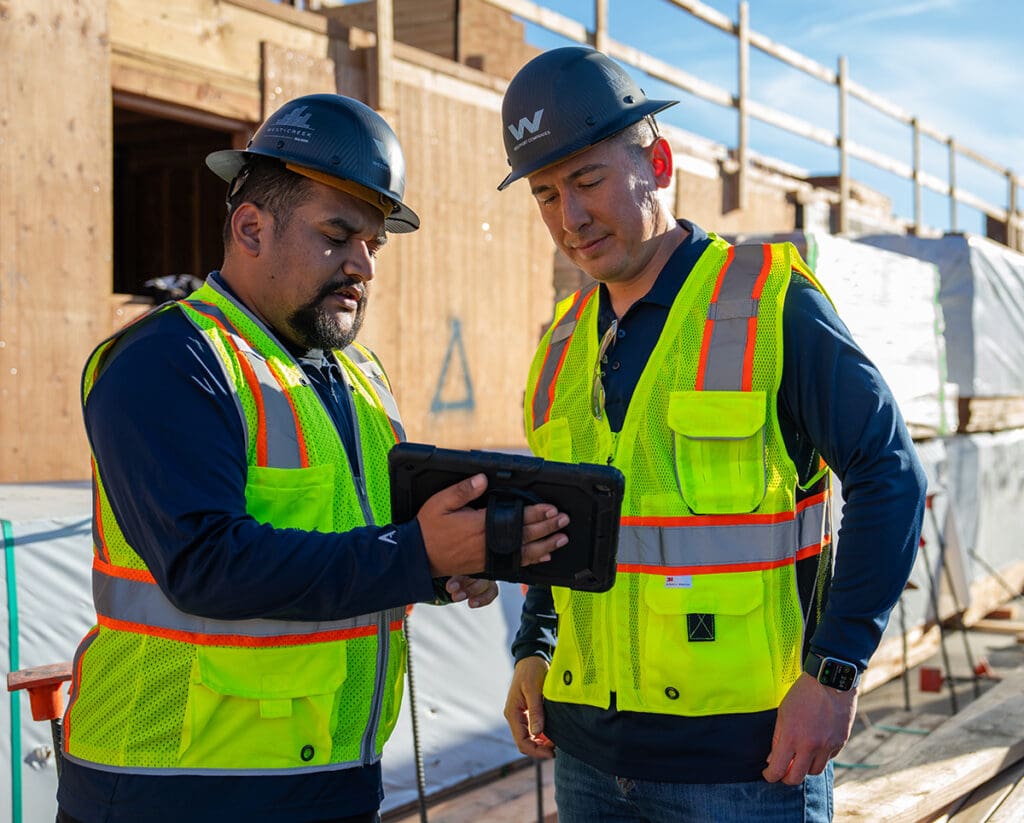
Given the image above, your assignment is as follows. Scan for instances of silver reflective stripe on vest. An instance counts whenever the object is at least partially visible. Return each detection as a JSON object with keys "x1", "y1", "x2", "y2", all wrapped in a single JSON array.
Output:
[
  {"x1": 702, "y1": 244, "x2": 767, "y2": 391},
  {"x1": 532, "y1": 284, "x2": 598, "y2": 426},
  {"x1": 181, "y1": 300, "x2": 304, "y2": 469},
  {"x1": 617, "y1": 496, "x2": 828, "y2": 569},
  {"x1": 60, "y1": 750, "x2": 368, "y2": 778},
  {"x1": 94, "y1": 571, "x2": 404, "y2": 641},
  {"x1": 343, "y1": 344, "x2": 406, "y2": 441}
]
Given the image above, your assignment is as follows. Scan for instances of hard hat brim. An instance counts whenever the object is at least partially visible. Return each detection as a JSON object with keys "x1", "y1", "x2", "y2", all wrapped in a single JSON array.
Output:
[{"x1": 205, "y1": 149, "x2": 420, "y2": 234}]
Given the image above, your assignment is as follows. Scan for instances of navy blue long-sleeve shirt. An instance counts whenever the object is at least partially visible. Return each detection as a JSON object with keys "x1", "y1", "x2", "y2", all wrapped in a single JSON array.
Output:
[
  {"x1": 512, "y1": 222, "x2": 927, "y2": 783},
  {"x1": 59, "y1": 273, "x2": 435, "y2": 823}
]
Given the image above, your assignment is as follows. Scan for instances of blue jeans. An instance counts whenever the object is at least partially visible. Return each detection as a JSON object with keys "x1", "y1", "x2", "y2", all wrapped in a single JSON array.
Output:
[{"x1": 553, "y1": 748, "x2": 833, "y2": 823}]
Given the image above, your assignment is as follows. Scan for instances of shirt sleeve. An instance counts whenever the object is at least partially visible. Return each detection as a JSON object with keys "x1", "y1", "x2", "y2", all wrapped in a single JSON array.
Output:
[
  {"x1": 84, "y1": 308, "x2": 437, "y2": 622},
  {"x1": 511, "y1": 585, "x2": 558, "y2": 663},
  {"x1": 779, "y1": 277, "x2": 928, "y2": 670}
]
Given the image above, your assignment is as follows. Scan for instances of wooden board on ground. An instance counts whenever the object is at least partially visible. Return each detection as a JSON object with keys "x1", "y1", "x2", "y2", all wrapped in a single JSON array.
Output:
[
  {"x1": 968, "y1": 619, "x2": 1024, "y2": 636},
  {"x1": 385, "y1": 759, "x2": 555, "y2": 823},
  {"x1": 936, "y1": 757, "x2": 1024, "y2": 822},
  {"x1": 835, "y1": 667, "x2": 1024, "y2": 823},
  {"x1": 834, "y1": 711, "x2": 948, "y2": 787},
  {"x1": 985, "y1": 770, "x2": 1024, "y2": 823}
]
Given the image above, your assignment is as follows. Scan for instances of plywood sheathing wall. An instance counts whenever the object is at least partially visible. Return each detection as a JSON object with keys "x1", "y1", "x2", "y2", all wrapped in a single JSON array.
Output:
[
  {"x1": 0, "y1": 0, "x2": 113, "y2": 482},
  {"x1": 0, "y1": 0, "x2": 557, "y2": 482},
  {"x1": 111, "y1": 1, "x2": 558, "y2": 454},
  {"x1": 361, "y1": 61, "x2": 555, "y2": 450},
  {"x1": 261, "y1": 41, "x2": 556, "y2": 450},
  {"x1": 108, "y1": 0, "x2": 338, "y2": 123}
]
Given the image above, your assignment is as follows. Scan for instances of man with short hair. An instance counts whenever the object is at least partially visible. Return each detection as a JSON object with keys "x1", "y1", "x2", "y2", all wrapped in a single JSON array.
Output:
[
  {"x1": 499, "y1": 47, "x2": 926, "y2": 822},
  {"x1": 59, "y1": 93, "x2": 568, "y2": 823}
]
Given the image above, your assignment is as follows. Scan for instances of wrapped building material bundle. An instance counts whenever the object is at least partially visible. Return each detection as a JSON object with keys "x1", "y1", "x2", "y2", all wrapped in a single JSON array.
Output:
[{"x1": 858, "y1": 233, "x2": 1024, "y2": 431}]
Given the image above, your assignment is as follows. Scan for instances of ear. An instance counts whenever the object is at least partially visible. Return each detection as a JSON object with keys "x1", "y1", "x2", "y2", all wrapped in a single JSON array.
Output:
[
  {"x1": 650, "y1": 137, "x2": 674, "y2": 188},
  {"x1": 229, "y1": 202, "x2": 266, "y2": 257}
]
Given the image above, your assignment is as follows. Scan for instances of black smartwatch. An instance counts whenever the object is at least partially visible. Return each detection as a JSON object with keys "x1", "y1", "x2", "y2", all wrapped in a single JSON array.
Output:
[{"x1": 803, "y1": 652, "x2": 860, "y2": 691}]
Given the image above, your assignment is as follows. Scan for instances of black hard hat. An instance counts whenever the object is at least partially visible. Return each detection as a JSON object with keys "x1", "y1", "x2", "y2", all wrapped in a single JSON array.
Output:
[
  {"x1": 498, "y1": 47, "x2": 677, "y2": 191},
  {"x1": 207, "y1": 93, "x2": 419, "y2": 233}
]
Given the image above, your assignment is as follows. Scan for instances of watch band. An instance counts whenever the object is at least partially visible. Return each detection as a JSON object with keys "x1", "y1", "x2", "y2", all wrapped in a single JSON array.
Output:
[{"x1": 803, "y1": 652, "x2": 861, "y2": 691}]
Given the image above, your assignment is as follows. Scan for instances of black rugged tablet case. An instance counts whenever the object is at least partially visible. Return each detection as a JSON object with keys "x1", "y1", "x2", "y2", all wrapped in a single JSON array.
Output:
[{"x1": 388, "y1": 442, "x2": 624, "y2": 592}]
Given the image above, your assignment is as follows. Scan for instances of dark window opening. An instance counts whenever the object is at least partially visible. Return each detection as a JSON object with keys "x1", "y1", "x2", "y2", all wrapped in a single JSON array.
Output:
[{"x1": 113, "y1": 107, "x2": 237, "y2": 297}]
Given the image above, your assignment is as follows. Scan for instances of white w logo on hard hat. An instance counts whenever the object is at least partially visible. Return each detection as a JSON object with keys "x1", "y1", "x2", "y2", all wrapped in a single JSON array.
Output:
[{"x1": 507, "y1": 109, "x2": 545, "y2": 141}]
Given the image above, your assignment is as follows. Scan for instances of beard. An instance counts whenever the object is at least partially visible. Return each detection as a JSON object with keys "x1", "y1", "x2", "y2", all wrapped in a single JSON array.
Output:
[{"x1": 288, "y1": 278, "x2": 368, "y2": 351}]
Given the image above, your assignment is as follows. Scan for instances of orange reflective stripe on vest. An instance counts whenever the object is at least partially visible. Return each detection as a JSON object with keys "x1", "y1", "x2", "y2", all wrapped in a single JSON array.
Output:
[{"x1": 184, "y1": 299, "x2": 310, "y2": 470}]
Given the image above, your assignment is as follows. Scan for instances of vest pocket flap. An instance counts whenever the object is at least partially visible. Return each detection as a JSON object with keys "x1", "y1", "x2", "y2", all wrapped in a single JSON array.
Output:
[
  {"x1": 667, "y1": 390, "x2": 767, "y2": 439},
  {"x1": 196, "y1": 644, "x2": 348, "y2": 699},
  {"x1": 669, "y1": 390, "x2": 768, "y2": 514},
  {"x1": 644, "y1": 574, "x2": 763, "y2": 616}
]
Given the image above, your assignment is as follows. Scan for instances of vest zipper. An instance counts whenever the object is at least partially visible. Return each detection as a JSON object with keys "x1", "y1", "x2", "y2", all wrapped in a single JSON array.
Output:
[{"x1": 607, "y1": 430, "x2": 620, "y2": 466}]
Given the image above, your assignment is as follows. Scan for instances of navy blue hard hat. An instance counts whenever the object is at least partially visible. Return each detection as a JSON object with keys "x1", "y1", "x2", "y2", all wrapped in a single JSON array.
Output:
[
  {"x1": 207, "y1": 94, "x2": 419, "y2": 233},
  {"x1": 498, "y1": 47, "x2": 677, "y2": 190}
]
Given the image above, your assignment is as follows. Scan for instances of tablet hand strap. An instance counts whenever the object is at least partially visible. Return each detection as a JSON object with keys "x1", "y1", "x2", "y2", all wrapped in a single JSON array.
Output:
[{"x1": 485, "y1": 492, "x2": 524, "y2": 579}]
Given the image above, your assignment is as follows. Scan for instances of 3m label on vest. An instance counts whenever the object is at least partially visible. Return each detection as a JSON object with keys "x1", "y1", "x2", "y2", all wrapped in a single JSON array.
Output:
[{"x1": 664, "y1": 575, "x2": 693, "y2": 589}]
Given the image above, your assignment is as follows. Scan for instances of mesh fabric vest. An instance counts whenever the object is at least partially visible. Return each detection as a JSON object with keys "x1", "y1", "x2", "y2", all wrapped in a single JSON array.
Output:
[
  {"x1": 67, "y1": 279, "x2": 408, "y2": 774},
  {"x1": 525, "y1": 236, "x2": 833, "y2": 717}
]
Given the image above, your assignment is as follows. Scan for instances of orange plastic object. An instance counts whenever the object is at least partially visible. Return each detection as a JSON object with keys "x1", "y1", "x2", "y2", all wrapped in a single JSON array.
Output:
[{"x1": 6, "y1": 662, "x2": 73, "y2": 721}]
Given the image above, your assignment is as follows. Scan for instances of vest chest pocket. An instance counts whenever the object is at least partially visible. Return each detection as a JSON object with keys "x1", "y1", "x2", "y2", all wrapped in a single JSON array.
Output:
[
  {"x1": 668, "y1": 390, "x2": 768, "y2": 514},
  {"x1": 178, "y1": 644, "x2": 348, "y2": 769},
  {"x1": 245, "y1": 464, "x2": 335, "y2": 532},
  {"x1": 641, "y1": 574, "x2": 775, "y2": 715}
]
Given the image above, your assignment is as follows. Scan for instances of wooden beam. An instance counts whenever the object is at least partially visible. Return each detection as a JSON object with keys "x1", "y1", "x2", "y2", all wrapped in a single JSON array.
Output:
[
  {"x1": 603, "y1": 36, "x2": 734, "y2": 109},
  {"x1": 479, "y1": 0, "x2": 589, "y2": 44},
  {"x1": 986, "y1": 605, "x2": 1022, "y2": 622},
  {"x1": 969, "y1": 619, "x2": 1024, "y2": 636},
  {"x1": 962, "y1": 560, "x2": 1024, "y2": 627},
  {"x1": 987, "y1": 768, "x2": 1024, "y2": 822},
  {"x1": 944, "y1": 757, "x2": 1024, "y2": 823},
  {"x1": 835, "y1": 668, "x2": 1024, "y2": 822},
  {"x1": 226, "y1": 0, "x2": 328, "y2": 33}
]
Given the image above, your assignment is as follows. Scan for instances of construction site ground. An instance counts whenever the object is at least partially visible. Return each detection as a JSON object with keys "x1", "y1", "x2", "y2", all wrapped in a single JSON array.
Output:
[{"x1": 385, "y1": 606, "x2": 1024, "y2": 823}]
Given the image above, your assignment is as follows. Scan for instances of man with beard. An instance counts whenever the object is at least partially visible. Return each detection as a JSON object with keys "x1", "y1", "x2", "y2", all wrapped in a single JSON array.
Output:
[{"x1": 59, "y1": 94, "x2": 568, "y2": 823}]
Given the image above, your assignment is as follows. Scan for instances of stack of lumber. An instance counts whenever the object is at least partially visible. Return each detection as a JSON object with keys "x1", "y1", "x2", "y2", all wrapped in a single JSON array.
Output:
[{"x1": 835, "y1": 666, "x2": 1024, "y2": 822}]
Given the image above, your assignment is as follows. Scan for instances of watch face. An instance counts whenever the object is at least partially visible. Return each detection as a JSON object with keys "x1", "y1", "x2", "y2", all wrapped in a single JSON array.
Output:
[{"x1": 820, "y1": 657, "x2": 857, "y2": 690}]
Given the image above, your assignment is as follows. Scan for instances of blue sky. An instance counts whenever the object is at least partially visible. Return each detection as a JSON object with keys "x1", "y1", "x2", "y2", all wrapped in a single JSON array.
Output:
[{"x1": 520, "y1": 0, "x2": 1022, "y2": 236}]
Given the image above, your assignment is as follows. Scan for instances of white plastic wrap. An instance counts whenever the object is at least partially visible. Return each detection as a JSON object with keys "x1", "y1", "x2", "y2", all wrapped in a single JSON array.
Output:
[
  {"x1": 1, "y1": 484, "x2": 94, "y2": 823},
  {"x1": 808, "y1": 232, "x2": 951, "y2": 436},
  {"x1": 730, "y1": 231, "x2": 951, "y2": 435},
  {"x1": 857, "y1": 233, "x2": 1024, "y2": 398}
]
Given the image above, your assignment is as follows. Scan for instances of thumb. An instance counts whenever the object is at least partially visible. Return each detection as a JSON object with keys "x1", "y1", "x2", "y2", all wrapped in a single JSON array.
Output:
[
  {"x1": 527, "y1": 693, "x2": 546, "y2": 736},
  {"x1": 437, "y1": 473, "x2": 488, "y2": 512}
]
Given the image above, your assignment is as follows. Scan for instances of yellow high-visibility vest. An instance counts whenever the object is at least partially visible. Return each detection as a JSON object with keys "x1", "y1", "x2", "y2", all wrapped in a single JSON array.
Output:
[
  {"x1": 525, "y1": 237, "x2": 833, "y2": 716},
  {"x1": 67, "y1": 279, "x2": 408, "y2": 773}
]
